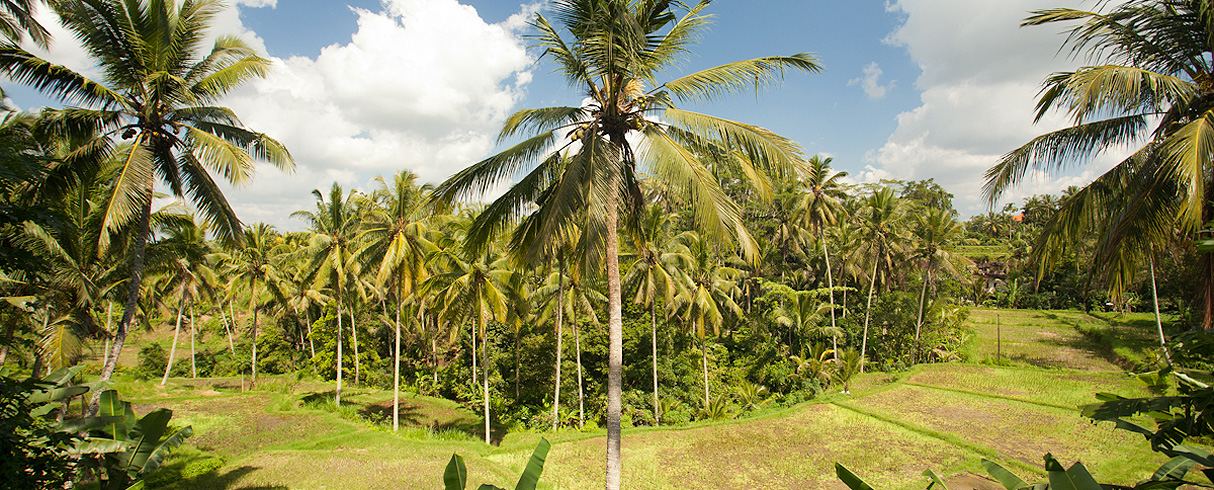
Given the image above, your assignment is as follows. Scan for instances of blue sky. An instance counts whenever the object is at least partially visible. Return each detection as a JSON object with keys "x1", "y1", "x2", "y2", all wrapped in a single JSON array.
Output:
[{"x1": 6, "y1": 0, "x2": 1109, "y2": 228}]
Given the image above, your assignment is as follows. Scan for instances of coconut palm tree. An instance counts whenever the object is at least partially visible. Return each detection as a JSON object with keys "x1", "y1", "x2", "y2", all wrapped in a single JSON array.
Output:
[
  {"x1": 432, "y1": 247, "x2": 514, "y2": 444},
  {"x1": 147, "y1": 214, "x2": 217, "y2": 385},
  {"x1": 909, "y1": 207, "x2": 962, "y2": 364},
  {"x1": 295, "y1": 184, "x2": 360, "y2": 404},
  {"x1": 221, "y1": 223, "x2": 286, "y2": 389},
  {"x1": 0, "y1": 0, "x2": 51, "y2": 49},
  {"x1": 799, "y1": 155, "x2": 847, "y2": 355},
  {"x1": 622, "y1": 204, "x2": 687, "y2": 424},
  {"x1": 672, "y1": 232, "x2": 743, "y2": 409},
  {"x1": 359, "y1": 170, "x2": 436, "y2": 431},
  {"x1": 429, "y1": 2, "x2": 817, "y2": 484},
  {"x1": 857, "y1": 187, "x2": 906, "y2": 371},
  {"x1": 0, "y1": 0, "x2": 294, "y2": 410},
  {"x1": 982, "y1": 0, "x2": 1214, "y2": 327}
]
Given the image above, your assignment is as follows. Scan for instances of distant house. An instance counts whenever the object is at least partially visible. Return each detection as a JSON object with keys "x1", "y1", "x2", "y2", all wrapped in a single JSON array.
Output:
[{"x1": 974, "y1": 260, "x2": 1007, "y2": 294}]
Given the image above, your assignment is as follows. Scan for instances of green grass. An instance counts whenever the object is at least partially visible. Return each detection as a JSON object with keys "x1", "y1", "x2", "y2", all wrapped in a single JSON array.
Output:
[{"x1": 101, "y1": 307, "x2": 1207, "y2": 490}]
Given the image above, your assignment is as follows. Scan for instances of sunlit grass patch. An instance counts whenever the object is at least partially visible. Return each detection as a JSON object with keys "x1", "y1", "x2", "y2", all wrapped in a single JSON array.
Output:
[{"x1": 905, "y1": 363, "x2": 1151, "y2": 409}]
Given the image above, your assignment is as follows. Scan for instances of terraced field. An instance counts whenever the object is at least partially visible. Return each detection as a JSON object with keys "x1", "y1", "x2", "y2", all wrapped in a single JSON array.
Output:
[{"x1": 124, "y1": 309, "x2": 1191, "y2": 490}]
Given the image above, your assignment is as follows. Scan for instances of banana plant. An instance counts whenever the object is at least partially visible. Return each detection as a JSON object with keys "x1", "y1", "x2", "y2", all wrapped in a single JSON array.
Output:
[
  {"x1": 443, "y1": 438, "x2": 550, "y2": 490},
  {"x1": 73, "y1": 390, "x2": 193, "y2": 490}
]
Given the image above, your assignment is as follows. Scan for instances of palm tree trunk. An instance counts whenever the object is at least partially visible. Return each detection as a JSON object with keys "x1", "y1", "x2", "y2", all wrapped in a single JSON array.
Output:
[
  {"x1": 471, "y1": 314, "x2": 478, "y2": 388},
  {"x1": 1149, "y1": 249, "x2": 1171, "y2": 365},
  {"x1": 482, "y1": 312, "x2": 491, "y2": 445},
  {"x1": 604, "y1": 195, "x2": 623, "y2": 490},
  {"x1": 575, "y1": 301, "x2": 584, "y2": 430},
  {"x1": 552, "y1": 254, "x2": 565, "y2": 431},
  {"x1": 651, "y1": 301, "x2": 659, "y2": 425},
  {"x1": 217, "y1": 303, "x2": 236, "y2": 355},
  {"x1": 394, "y1": 294, "x2": 401, "y2": 432},
  {"x1": 824, "y1": 239, "x2": 839, "y2": 362},
  {"x1": 306, "y1": 310, "x2": 316, "y2": 358},
  {"x1": 161, "y1": 300, "x2": 186, "y2": 387},
  {"x1": 190, "y1": 305, "x2": 196, "y2": 378},
  {"x1": 351, "y1": 309, "x2": 360, "y2": 385},
  {"x1": 90, "y1": 187, "x2": 153, "y2": 416},
  {"x1": 250, "y1": 279, "x2": 260, "y2": 389},
  {"x1": 701, "y1": 333, "x2": 709, "y2": 409},
  {"x1": 914, "y1": 266, "x2": 931, "y2": 365},
  {"x1": 336, "y1": 300, "x2": 343, "y2": 406},
  {"x1": 861, "y1": 258, "x2": 878, "y2": 374}
]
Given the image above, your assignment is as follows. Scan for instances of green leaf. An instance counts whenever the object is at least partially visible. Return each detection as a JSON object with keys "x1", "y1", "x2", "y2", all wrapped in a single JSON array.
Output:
[
  {"x1": 983, "y1": 459, "x2": 1029, "y2": 490},
  {"x1": 27, "y1": 385, "x2": 88, "y2": 405},
  {"x1": 835, "y1": 463, "x2": 876, "y2": 490},
  {"x1": 1044, "y1": 455, "x2": 1102, "y2": 490},
  {"x1": 477, "y1": 486, "x2": 506, "y2": 490},
  {"x1": 125, "y1": 481, "x2": 145, "y2": 490},
  {"x1": 1152, "y1": 456, "x2": 1196, "y2": 481},
  {"x1": 514, "y1": 438, "x2": 551, "y2": 490},
  {"x1": 444, "y1": 454, "x2": 468, "y2": 490},
  {"x1": 923, "y1": 468, "x2": 949, "y2": 490},
  {"x1": 138, "y1": 425, "x2": 193, "y2": 477},
  {"x1": 123, "y1": 409, "x2": 172, "y2": 478},
  {"x1": 57, "y1": 415, "x2": 127, "y2": 433}
]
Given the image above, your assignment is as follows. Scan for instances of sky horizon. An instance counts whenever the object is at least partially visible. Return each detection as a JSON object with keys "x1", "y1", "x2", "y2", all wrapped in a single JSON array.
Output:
[{"x1": 3, "y1": 0, "x2": 1115, "y2": 231}]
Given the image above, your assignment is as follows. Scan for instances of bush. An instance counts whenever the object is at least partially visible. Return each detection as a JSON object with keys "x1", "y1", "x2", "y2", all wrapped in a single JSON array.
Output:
[{"x1": 130, "y1": 343, "x2": 167, "y2": 381}]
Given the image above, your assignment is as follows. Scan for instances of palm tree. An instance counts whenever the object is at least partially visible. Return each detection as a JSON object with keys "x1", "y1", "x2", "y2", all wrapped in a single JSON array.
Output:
[
  {"x1": 295, "y1": 184, "x2": 359, "y2": 405},
  {"x1": 147, "y1": 214, "x2": 216, "y2": 386},
  {"x1": 982, "y1": 1, "x2": 1214, "y2": 327},
  {"x1": 622, "y1": 204, "x2": 687, "y2": 425},
  {"x1": 799, "y1": 155, "x2": 847, "y2": 356},
  {"x1": 429, "y1": 3, "x2": 817, "y2": 484},
  {"x1": 673, "y1": 232, "x2": 743, "y2": 409},
  {"x1": 857, "y1": 187, "x2": 906, "y2": 372},
  {"x1": 0, "y1": 0, "x2": 294, "y2": 410},
  {"x1": 432, "y1": 247, "x2": 513, "y2": 444},
  {"x1": 909, "y1": 208, "x2": 961, "y2": 363},
  {"x1": 0, "y1": 0, "x2": 50, "y2": 49},
  {"x1": 359, "y1": 170, "x2": 436, "y2": 431},
  {"x1": 222, "y1": 223, "x2": 286, "y2": 390}
]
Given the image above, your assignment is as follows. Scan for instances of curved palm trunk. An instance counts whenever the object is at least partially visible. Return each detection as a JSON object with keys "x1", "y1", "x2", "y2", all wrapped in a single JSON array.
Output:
[
  {"x1": 90, "y1": 189, "x2": 153, "y2": 415},
  {"x1": 161, "y1": 300, "x2": 186, "y2": 387},
  {"x1": 481, "y1": 312, "x2": 491, "y2": 445},
  {"x1": 217, "y1": 304, "x2": 236, "y2": 355},
  {"x1": 824, "y1": 240, "x2": 839, "y2": 362},
  {"x1": 860, "y1": 258, "x2": 878, "y2": 374},
  {"x1": 336, "y1": 300, "x2": 343, "y2": 406},
  {"x1": 306, "y1": 310, "x2": 316, "y2": 358},
  {"x1": 604, "y1": 198, "x2": 623, "y2": 490},
  {"x1": 651, "y1": 302, "x2": 659, "y2": 425},
  {"x1": 1149, "y1": 250, "x2": 1171, "y2": 365},
  {"x1": 914, "y1": 266, "x2": 931, "y2": 365},
  {"x1": 552, "y1": 255, "x2": 565, "y2": 431}
]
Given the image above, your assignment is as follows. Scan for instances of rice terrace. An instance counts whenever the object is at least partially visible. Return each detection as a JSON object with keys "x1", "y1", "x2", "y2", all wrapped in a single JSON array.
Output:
[{"x1": 3, "y1": 1, "x2": 1214, "y2": 490}]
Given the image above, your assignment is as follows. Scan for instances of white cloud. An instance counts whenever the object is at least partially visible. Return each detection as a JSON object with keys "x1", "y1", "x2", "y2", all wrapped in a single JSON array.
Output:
[
  {"x1": 848, "y1": 62, "x2": 894, "y2": 99},
  {"x1": 870, "y1": 0, "x2": 1113, "y2": 215},
  {"x1": 212, "y1": 0, "x2": 537, "y2": 229}
]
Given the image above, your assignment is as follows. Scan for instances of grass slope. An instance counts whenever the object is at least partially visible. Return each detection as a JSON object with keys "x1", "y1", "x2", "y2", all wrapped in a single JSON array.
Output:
[{"x1": 123, "y1": 308, "x2": 1192, "y2": 490}]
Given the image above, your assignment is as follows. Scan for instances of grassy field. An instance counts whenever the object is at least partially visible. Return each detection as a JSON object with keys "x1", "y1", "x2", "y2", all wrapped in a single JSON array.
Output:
[{"x1": 107, "y1": 308, "x2": 1195, "y2": 490}]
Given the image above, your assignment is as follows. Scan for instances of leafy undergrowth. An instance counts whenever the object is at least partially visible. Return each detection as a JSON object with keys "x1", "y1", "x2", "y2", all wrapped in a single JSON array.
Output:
[{"x1": 121, "y1": 309, "x2": 1202, "y2": 490}]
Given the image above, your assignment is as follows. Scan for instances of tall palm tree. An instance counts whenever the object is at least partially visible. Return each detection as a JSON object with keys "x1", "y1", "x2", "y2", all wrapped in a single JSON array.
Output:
[
  {"x1": 909, "y1": 207, "x2": 961, "y2": 364},
  {"x1": 983, "y1": 0, "x2": 1214, "y2": 327},
  {"x1": 222, "y1": 223, "x2": 285, "y2": 389},
  {"x1": 672, "y1": 232, "x2": 743, "y2": 409},
  {"x1": 147, "y1": 214, "x2": 217, "y2": 385},
  {"x1": 798, "y1": 155, "x2": 847, "y2": 356},
  {"x1": 295, "y1": 184, "x2": 359, "y2": 404},
  {"x1": 0, "y1": 0, "x2": 294, "y2": 410},
  {"x1": 359, "y1": 170, "x2": 435, "y2": 431},
  {"x1": 857, "y1": 187, "x2": 906, "y2": 372},
  {"x1": 429, "y1": 3, "x2": 816, "y2": 484},
  {"x1": 622, "y1": 204, "x2": 687, "y2": 424},
  {"x1": 433, "y1": 247, "x2": 513, "y2": 444}
]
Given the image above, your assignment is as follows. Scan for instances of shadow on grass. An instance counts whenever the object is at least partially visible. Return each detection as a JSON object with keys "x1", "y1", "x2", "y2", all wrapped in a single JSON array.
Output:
[
  {"x1": 150, "y1": 461, "x2": 283, "y2": 490},
  {"x1": 298, "y1": 390, "x2": 508, "y2": 444}
]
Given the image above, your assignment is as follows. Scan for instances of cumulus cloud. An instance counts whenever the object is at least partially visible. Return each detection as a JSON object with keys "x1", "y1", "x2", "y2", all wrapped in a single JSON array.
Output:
[
  {"x1": 868, "y1": 0, "x2": 1113, "y2": 215},
  {"x1": 214, "y1": 0, "x2": 537, "y2": 228},
  {"x1": 848, "y1": 62, "x2": 894, "y2": 99}
]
